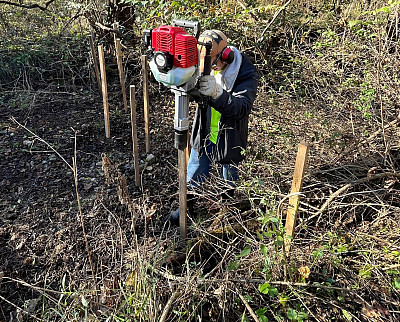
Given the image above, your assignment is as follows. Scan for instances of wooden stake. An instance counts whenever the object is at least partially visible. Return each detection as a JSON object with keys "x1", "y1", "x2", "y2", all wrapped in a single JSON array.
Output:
[
  {"x1": 186, "y1": 131, "x2": 190, "y2": 167},
  {"x1": 285, "y1": 142, "x2": 309, "y2": 252},
  {"x1": 98, "y1": 45, "x2": 110, "y2": 138},
  {"x1": 112, "y1": 22, "x2": 118, "y2": 45},
  {"x1": 141, "y1": 55, "x2": 150, "y2": 153},
  {"x1": 178, "y1": 148, "x2": 187, "y2": 238},
  {"x1": 130, "y1": 85, "x2": 141, "y2": 187},
  {"x1": 115, "y1": 38, "x2": 128, "y2": 112},
  {"x1": 88, "y1": 34, "x2": 102, "y2": 94}
]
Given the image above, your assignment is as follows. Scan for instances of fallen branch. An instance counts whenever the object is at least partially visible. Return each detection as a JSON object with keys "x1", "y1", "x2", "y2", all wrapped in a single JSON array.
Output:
[
  {"x1": 316, "y1": 172, "x2": 400, "y2": 216},
  {"x1": 153, "y1": 268, "x2": 351, "y2": 292},
  {"x1": 333, "y1": 112, "x2": 400, "y2": 163}
]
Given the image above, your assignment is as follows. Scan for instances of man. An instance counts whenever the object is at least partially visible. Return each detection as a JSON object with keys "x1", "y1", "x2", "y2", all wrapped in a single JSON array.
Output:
[{"x1": 168, "y1": 29, "x2": 258, "y2": 223}]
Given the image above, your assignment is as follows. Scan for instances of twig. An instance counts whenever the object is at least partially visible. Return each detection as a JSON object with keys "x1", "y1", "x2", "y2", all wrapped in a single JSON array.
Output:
[
  {"x1": 10, "y1": 117, "x2": 73, "y2": 171},
  {"x1": 0, "y1": 0, "x2": 56, "y2": 11},
  {"x1": 299, "y1": 288, "x2": 362, "y2": 322},
  {"x1": 286, "y1": 284, "x2": 320, "y2": 322},
  {"x1": 72, "y1": 132, "x2": 98, "y2": 298},
  {"x1": 153, "y1": 269, "x2": 351, "y2": 292},
  {"x1": 382, "y1": 263, "x2": 400, "y2": 271},
  {"x1": 130, "y1": 85, "x2": 141, "y2": 187},
  {"x1": 0, "y1": 293, "x2": 40, "y2": 321},
  {"x1": 333, "y1": 112, "x2": 400, "y2": 163},
  {"x1": 2, "y1": 276, "x2": 63, "y2": 311},
  {"x1": 365, "y1": 112, "x2": 400, "y2": 142},
  {"x1": 141, "y1": 55, "x2": 151, "y2": 153},
  {"x1": 235, "y1": 0, "x2": 258, "y2": 21},
  {"x1": 159, "y1": 287, "x2": 180, "y2": 322},
  {"x1": 203, "y1": 245, "x2": 232, "y2": 279},
  {"x1": 115, "y1": 38, "x2": 128, "y2": 112},
  {"x1": 260, "y1": 0, "x2": 292, "y2": 38},
  {"x1": 377, "y1": 26, "x2": 388, "y2": 157},
  {"x1": 358, "y1": 232, "x2": 400, "y2": 250},
  {"x1": 237, "y1": 290, "x2": 260, "y2": 322},
  {"x1": 3, "y1": 276, "x2": 64, "y2": 296},
  {"x1": 316, "y1": 172, "x2": 400, "y2": 216},
  {"x1": 94, "y1": 22, "x2": 136, "y2": 47},
  {"x1": 88, "y1": 34, "x2": 102, "y2": 94},
  {"x1": 8, "y1": 120, "x2": 98, "y2": 300}
]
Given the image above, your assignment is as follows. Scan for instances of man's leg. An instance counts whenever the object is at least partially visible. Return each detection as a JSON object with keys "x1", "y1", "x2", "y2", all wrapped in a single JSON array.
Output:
[
  {"x1": 187, "y1": 147, "x2": 212, "y2": 188},
  {"x1": 166, "y1": 147, "x2": 212, "y2": 223},
  {"x1": 219, "y1": 163, "x2": 239, "y2": 199}
]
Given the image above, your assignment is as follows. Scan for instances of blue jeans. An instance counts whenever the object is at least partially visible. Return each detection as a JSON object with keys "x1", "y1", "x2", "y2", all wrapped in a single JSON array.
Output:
[{"x1": 187, "y1": 140, "x2": 238, "y2": 189}]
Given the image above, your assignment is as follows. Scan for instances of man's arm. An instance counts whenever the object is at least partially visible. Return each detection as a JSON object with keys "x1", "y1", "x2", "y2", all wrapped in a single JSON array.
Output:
[
  {"x1": 197, "y1": 54, "x2": 259, "y2": 120},
  {"x1": 211, "y1": 70, "x2": 258, "y2": 120}
]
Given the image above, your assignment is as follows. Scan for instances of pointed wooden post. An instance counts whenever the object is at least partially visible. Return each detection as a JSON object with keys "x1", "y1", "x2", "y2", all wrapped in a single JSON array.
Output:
[
  {"x1": 88, "y1": 34, "x2": 102, "y2": 94},
  {"x1": 285, "y1": 142, "x2": 309, "y2": 252},
  {"x1": 98, "y1": 45, "x2": 110, "y2": 138},
  {"x1": 115, "y1": 38, "x2": 128, "y2": 112},
  {"x1": 130, "y1": 85, "x2": 141, "y2": 187},
  {"x1": 141, "y1": 55, "x2": 150, "y2": 153}
]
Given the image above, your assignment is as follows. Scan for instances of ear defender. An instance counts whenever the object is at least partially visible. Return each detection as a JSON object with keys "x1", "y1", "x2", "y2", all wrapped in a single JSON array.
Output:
[
  {"x1": 199, "y1": 30, "x2": 235, "y2": 65},
  {"x1": 220, "y1": 47, "x2": 235, "y2": 64}
]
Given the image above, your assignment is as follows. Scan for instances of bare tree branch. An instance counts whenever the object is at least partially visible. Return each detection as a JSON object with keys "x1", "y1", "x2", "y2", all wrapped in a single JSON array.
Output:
[{"x1": 0, "y1": 0, "x2": 56, "y2": 11}]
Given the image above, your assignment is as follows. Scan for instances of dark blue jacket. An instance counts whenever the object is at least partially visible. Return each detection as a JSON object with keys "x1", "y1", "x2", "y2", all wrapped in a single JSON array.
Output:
[{"x1": 190, "y1": 53, "x2": 258, "y2": 164}]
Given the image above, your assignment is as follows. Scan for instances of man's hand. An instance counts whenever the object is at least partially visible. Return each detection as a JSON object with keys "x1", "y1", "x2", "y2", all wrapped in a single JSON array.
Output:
[{"x1": 198, "y1": 75, "x2": 223, "y2": 99}]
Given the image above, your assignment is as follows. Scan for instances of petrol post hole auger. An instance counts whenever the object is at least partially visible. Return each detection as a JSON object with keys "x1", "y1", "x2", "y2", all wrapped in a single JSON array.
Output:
[{"x1": 143, "y1": 20, "x2": 211, "y2": 237}]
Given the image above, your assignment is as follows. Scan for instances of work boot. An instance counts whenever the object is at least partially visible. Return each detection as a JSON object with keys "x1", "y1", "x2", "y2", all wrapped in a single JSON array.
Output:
[
  {"x1": 165, "y1": 208, "x2": 180, "y2": 224},
  {"x1": 165, "y1": 196, "x2": 195, "y2": 225}
]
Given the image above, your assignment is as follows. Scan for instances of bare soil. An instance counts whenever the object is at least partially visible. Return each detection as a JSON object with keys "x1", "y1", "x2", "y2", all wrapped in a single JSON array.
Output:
[{"x1": 1, "y1": 58, "x2": 400, "y2": 321}]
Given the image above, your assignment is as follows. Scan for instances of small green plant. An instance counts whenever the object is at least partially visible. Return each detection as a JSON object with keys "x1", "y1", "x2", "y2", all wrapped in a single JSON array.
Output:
[
  {"x1": 255, "y1": 307, "x2": 269, "y2": 322},
  {"x1": 357, "y1": 82, "x2": 375, "y2": 118},
  {"x1": 257, "y1": 207, "x2": 285, "y2": 249},
  {"x1": 227, "y1": 246, "x2": 252, "y2": 271},
  {"x1": 358, "y1": 264, "x2": 374, "y2": 279},
  {"x1": 393, "y1": 278, "x2": 400, "y2": 289},
  {"x1": 304, "y1": 111, "x2": 313, "y2": 119},
  {"x1": 313, "y1": 28, "x2": 338, "y2": 50},
  {"x1": 287, "y1": 307, "x2": 308, "y2": 321},
  {"x1": 258, "y1": 283, "x2": 279, "y2": 297}
]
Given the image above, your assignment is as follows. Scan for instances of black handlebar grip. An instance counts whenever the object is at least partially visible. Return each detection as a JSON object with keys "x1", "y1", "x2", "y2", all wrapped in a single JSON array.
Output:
[
  {"x1": 202, "y1": 43, "x2": 212, "y2": 76},
  {"x1": 203, "y1": 56, "x2": 211, "y2": 76},
  {"x1": 172, "y1": 19, "x2": 200, "y2": 39}
]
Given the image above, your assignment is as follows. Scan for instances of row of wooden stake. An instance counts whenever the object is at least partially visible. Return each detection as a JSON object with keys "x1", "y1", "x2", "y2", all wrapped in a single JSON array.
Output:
[
  {"x1": 88, "y1": 32, "x2": 310, "y2": 247},
  {"x1": 88, "y1": 34, "x2": 152, "y2": 188}
]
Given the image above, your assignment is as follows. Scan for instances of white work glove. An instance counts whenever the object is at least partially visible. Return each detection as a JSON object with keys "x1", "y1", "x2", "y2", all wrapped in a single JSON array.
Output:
[{"x1": 198, "y1": 75, "x2": 223, "y2": 99}]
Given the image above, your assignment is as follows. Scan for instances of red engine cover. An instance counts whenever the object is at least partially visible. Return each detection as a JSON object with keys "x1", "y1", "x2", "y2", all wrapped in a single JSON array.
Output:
[{"x1": 152, "y1": 25, "x2": 198, "y2": 68}]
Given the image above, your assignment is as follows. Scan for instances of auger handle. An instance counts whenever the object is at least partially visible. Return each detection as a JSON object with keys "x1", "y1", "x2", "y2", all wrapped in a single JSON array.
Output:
[
  {"x1": 202, "y1": 42, "x2": 212, "y2": 76},
  {"x1": 172, "y1": 19, "x2": 200, "y2": 39}
]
